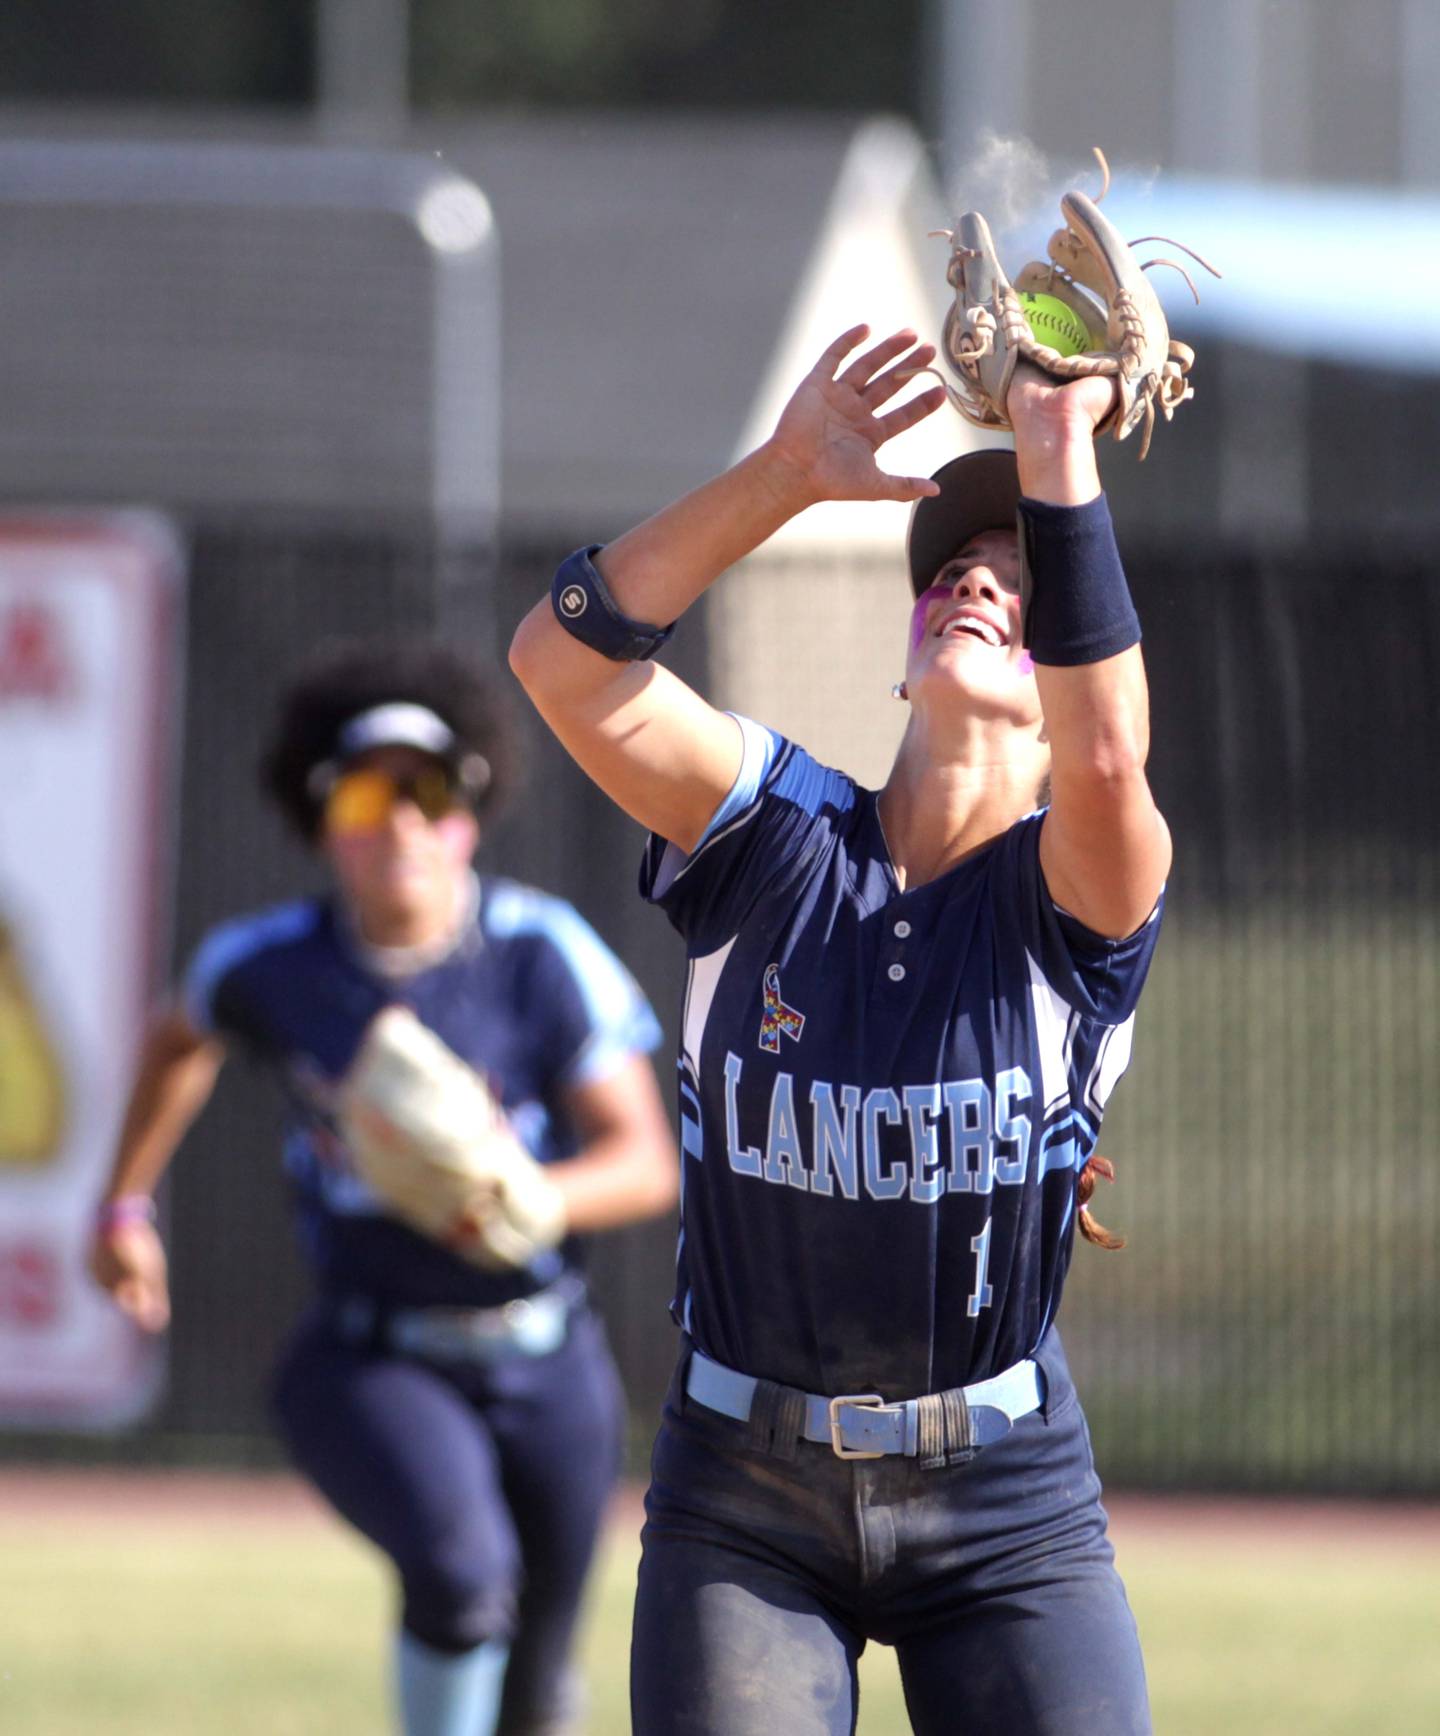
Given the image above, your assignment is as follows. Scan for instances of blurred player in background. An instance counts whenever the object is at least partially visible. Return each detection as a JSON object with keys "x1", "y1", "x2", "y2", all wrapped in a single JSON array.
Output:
[
  {"x1": 510, "y1": 328, "x2": 1167, "y2": 1734},
  {"x1": 90, "y1": 639, "x2": 678, "y2": 1736}
]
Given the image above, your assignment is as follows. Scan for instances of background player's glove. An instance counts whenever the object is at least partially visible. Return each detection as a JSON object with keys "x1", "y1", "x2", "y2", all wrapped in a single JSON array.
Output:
[
  {"x1": 934, "y1": 150, "x2": 1216, "y2": 458},
  {"x1": 339, "y1": 1006, "x2": 567, "y2": 1271}
]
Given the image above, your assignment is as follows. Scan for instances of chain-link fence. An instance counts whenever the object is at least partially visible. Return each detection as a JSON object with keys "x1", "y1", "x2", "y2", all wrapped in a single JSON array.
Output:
[{"x1": 1064, "y1": 537, "x2": 1440, "y2": 1493}]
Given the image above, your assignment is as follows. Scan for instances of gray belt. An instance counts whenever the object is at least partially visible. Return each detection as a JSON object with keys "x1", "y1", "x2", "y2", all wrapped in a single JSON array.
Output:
[
  {"x1": 684, "y1": 1347, "x2": 1043, "y2": 1465},
  {"x1": 333, "y1": 1277, "x2": 583, "y2": 1364}
]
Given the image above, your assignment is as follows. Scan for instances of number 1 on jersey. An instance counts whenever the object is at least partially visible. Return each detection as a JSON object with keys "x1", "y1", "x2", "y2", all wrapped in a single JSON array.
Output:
[{"x1": 967, "y1": 1218, "x2": 994, "y2": 1318}]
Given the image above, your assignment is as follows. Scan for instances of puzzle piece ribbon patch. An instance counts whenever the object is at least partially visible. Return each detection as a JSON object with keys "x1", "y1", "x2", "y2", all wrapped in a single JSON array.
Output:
[{"x1": 758, "y1": 963, "x2": 805, "y2": 1054}]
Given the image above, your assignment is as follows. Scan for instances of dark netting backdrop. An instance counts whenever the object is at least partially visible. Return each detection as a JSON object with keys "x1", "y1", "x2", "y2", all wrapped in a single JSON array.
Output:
[{"x1": 1060, "y1": 538, "x2": 1440, "y2": 1494}]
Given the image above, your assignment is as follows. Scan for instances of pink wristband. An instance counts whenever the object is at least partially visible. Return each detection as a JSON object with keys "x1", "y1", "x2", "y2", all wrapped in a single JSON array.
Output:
[{"x1": 96, "y1": 1196, "x2": 156, "y2": 1233}]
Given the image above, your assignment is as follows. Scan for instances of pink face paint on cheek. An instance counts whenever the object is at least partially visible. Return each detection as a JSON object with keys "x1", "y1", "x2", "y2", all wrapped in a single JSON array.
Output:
[
  {"x1": 435, "y1": 812, "x2": 480, "y2": 865},
  {"x1": 1017, "y1": 651, "x2": 1034, "y2": 675},
  {"x1": 910, "y1": 585, "x2": 950, "y2": 652}
]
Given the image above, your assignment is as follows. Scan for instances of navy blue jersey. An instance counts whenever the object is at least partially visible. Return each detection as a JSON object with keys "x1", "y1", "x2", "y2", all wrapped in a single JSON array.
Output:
[
  {"x1": 641, "y1": 718, "x2": 1162, "y2": 1399},
  {"x1": 184, "y1": 876, "x2": 662, "y2": 1308}
]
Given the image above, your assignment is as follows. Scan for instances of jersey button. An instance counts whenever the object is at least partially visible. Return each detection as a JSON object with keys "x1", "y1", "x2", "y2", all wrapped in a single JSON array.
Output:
[
  {"x1": 893, "y1": 920, "x2": 912, "y2": 939},
  {"x1": 887, "y1": 963, "x2": 906, "y2": 982}
]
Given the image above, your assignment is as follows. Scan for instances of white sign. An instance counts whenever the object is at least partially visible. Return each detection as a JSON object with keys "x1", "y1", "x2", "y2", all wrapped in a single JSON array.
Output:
[{"x1": 0, "y1": 514, "x2": 182, "y2": 1426}]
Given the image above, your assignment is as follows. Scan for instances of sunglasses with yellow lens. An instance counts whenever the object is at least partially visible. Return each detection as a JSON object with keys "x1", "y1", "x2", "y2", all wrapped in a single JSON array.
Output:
[{"x1": 324, "y1": 767, "x2": 464, "y2": 837}]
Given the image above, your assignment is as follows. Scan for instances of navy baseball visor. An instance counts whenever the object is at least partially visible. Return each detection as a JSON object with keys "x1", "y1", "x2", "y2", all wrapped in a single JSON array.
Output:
[{"x1": 905, "y1": 449, "x2": 1024, "y2": 599}]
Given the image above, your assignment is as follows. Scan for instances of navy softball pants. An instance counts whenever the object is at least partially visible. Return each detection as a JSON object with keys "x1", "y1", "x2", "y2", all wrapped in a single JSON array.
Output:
[
  {"x1": 272, "y1": 1303, "x2": 624, "y2": 1736},
  {"x1": 631, "y1": 1332, "x2": 1150, "y2": 1736}
]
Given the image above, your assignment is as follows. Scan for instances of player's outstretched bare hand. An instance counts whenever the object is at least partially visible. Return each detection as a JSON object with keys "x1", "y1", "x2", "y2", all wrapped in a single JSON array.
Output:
[{"x1": 764, "y1": 327, "x2": 946, "y2": 506}]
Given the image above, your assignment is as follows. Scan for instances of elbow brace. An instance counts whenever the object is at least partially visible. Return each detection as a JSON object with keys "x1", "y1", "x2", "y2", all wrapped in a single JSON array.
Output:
[{"x1": 551, "y1": 546, "x2": 676, "y2": 662}]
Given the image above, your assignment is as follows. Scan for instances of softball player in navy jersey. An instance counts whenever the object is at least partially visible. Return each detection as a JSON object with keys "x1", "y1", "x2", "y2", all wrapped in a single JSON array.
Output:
[
  {"x1": 511, "y1": 328, "x2": 1169, "y2": 1734},
  {"x1": 90, "y1": 641, "x2": 678, "y2": 1736}
]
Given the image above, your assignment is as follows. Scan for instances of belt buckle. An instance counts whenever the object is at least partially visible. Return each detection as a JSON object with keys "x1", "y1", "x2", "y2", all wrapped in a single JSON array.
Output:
[{"x1": 828, "y1": 1392, "x2": 887, "y2": 1460}]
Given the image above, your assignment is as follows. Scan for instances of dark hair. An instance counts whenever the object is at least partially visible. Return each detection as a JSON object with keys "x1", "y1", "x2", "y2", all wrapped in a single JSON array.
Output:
[{"x1": 260, "y1": 637, "x2": 519, "y2": 842}]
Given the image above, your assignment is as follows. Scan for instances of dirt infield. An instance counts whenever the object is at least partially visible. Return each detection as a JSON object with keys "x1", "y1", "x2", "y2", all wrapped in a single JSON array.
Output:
[{"x1": 2, "y1": 1467, "x2": 1438, "y2": 1552}]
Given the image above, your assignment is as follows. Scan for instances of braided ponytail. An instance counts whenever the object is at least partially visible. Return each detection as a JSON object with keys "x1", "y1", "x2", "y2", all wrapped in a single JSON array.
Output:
[{"x1": 1077, "y1": 1153, "x2": 1125, "y2": 1251}]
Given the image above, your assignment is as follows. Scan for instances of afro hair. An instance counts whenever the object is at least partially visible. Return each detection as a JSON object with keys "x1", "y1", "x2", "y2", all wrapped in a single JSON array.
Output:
[{"x1": 260, "y1": 637, "x2": 520, "y2": 842}]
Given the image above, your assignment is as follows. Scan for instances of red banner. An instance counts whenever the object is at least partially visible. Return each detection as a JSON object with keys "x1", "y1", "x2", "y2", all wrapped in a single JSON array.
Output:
[{"x1": 0, "y1": 514, "x2": 182, "y2": 1426}]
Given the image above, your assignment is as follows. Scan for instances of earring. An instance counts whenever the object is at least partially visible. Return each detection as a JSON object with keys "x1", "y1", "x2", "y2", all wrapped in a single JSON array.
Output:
[{"x1": 890, "y1": 681, "x2": 908, "y2": 702}]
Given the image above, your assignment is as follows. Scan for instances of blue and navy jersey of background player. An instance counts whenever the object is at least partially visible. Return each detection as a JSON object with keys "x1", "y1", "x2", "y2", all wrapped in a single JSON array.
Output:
[
  {"x1": 641, "y1": 716, "x2": 1163, "y2": 1400},
  {"x1": 183, "y1": 875, "x2": 662, "y2": 1309}
]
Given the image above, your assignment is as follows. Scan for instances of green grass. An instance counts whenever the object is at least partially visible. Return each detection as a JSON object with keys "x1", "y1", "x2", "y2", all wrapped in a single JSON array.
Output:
[
  {"x1": 0, "y1": 1523, "x2": 387, "y2": 1735},
  {"x1": 2, "y1": 1496, "x2": 1438, "y2": 1733},
  {"x1": 1119, "y1": 1534, "x2": 1440, "y2": 1736}
]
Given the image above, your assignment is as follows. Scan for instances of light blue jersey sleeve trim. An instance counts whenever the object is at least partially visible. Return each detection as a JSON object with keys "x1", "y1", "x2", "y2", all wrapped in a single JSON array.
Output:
[
  {"x1": 702, "y1": 714, "x2": 783, "y2": 842},
  {"x1": 649, "y1": 713, "x2": 784, "y2": 899},
  {"x1": 485, "y1": 884, "x2": 663, "y2": 1085},
  {"x1": 770, "y1": 735, "x2": 856, "y2": 817},
  {"x1": 182, "y1": 902, "x2": 321, "y2": 1036}
]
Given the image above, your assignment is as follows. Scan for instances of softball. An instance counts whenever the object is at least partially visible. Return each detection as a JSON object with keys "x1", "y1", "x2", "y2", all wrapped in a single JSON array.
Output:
[{"x1": 1018, "y1": 291, "x2": 1091, "y2": 358}]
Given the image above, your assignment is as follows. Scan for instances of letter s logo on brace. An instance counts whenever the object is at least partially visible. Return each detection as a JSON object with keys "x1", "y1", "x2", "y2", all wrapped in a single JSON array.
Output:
[{"x1": 559, "y1": 585, "x2": 588, "y2": 618}]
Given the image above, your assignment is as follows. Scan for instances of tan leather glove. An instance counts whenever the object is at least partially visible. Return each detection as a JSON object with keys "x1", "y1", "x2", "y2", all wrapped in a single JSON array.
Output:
[{"x1": 339, "y1": 1006, "x2": 567, "y2": 1272}]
